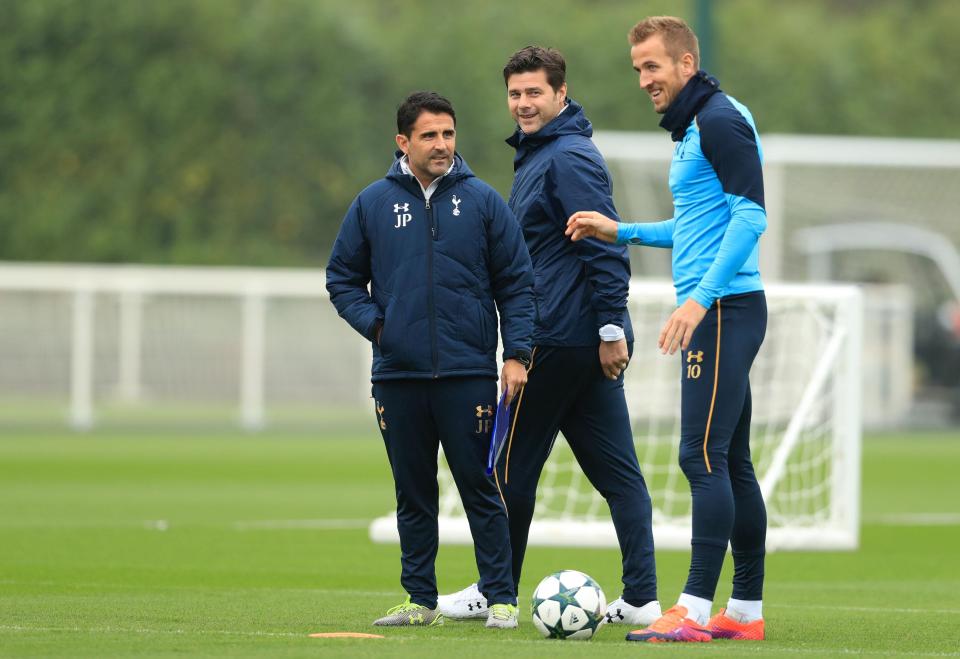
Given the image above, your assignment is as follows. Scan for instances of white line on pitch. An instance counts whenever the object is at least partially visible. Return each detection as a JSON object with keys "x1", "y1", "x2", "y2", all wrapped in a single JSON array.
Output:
[
  {"x1": 0, "y1": 579, "x2": 400, "y2": 597},
  {"x1": 0, "y1": 518, "x2": 373, "y2": 531},
  {"x1": 865, "y1": 512, "x2": 960, "y2": 526},
  {"x1": 767, "y1": 603, "x2": 960, "y2": 615},
  {"x1": 776, "y1": 579, "x2": 960, "y2": 591},
  {"x1": 0, "y1": 625, "x2": 302, "y2": 638},
  {"x1": 232, "y1": 519, "x2": 369, "y2": 530},
  {"x1": 0, "y1": 520, "x2": 172, "y2": 529}
]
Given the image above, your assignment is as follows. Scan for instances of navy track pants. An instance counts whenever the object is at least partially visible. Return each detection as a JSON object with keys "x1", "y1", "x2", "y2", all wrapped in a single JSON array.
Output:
[
  {"x1": 679, "y1": 291, "x2": 768, "y2": 601},
  {"x1": 373, "y1": 377, "x2": 514, "y2": 609},
  {"x1": 493, "y1": 345, "x2": 657, "y2": 605}
]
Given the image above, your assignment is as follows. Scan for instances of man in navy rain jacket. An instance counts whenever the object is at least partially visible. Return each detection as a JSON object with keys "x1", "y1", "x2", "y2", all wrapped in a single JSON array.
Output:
[
  {"x1": 326, "y1": 91, "x2": 534, "y2": 629},
  {"x1": 439, "y1": 47, "x2": 660, "y2": 630}
]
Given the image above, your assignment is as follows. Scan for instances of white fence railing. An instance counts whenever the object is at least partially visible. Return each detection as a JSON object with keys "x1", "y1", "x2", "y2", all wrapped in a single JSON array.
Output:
[{"x1": 0, "y1": 262, "x2": 909, "y2": 431}]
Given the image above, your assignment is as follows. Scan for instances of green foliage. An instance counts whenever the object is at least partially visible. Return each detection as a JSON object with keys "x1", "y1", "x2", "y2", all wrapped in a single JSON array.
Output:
[
  {"x1": 1, "y1": 0, "x2": 958, "y2": 264},
  {"x1": 0, "y1": 0, "x2": 395, "y2": 265},
  {"x1": 718, "y1": 0, "x2": 960, "y2": 136}
]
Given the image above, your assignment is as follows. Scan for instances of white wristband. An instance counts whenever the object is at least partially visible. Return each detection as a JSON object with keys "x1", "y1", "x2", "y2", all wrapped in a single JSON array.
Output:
[{"x1": 599, "y1": 324, "x2": 625, "y2": 342}]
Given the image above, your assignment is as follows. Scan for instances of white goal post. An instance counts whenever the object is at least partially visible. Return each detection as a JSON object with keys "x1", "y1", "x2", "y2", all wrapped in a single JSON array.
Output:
[{"x1": 370, "y1": 281, "x2": 863, "y2": 551}]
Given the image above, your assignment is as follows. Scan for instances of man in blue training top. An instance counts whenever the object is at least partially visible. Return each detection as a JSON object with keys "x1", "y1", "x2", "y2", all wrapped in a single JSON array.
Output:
[
  {"x1": 327, "y1": 91, "x2": 534, "y2": 630},
  {"x1": 567, "y1": 16, "x2": 769, "y2": 643},
  {"x1": 440, "y1": 46, "x2": 661, "y2": 630}
]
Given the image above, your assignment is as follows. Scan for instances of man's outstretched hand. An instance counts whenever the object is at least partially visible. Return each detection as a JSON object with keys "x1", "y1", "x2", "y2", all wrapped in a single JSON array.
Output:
[{"x1": 566, "y1": 211, "x2": 618, "y2": 243}]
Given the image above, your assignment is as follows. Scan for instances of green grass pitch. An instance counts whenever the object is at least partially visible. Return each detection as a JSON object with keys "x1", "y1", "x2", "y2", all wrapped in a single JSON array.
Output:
[{"x1": 1, "y1": 426, "x2": 958, "y2": 657}]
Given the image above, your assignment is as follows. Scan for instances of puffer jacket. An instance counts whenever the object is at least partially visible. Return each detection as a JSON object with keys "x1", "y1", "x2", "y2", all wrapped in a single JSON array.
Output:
[{"x1": 327, "y1": 153, "x2": 534, "y2": 381}]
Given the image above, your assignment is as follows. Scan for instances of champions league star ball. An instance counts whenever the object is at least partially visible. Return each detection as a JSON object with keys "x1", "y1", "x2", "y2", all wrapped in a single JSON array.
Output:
[{"x1": 530, "y1": 570, "x2": 606, "y2": 640}]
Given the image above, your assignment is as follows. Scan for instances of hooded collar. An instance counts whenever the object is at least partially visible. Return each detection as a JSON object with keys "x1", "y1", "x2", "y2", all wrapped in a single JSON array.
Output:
[
  {"x1": 386, "y1": 152, "x2": 472, "y2": 196},
  {"x1": 658, "y1": 70, "x2": 721, "y2": 142},
  {"x1": 398, "y1": 154, "x2": 454, "y2": 180},
  {"x1": 505, "y1": 98, "x2": 593, "y2": 167},
  {"x1": 397, "y1": 154, "x2": 456, "y2": 200}
]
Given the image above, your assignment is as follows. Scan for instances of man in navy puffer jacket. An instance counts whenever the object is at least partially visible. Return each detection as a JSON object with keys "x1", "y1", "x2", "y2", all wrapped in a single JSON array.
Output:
[
  {"x1": 439, "y1": 47, "x2": 660, "y2": 629},
  {"x1": 327, "y1": 92, "x2": 534, "y2": 629}
]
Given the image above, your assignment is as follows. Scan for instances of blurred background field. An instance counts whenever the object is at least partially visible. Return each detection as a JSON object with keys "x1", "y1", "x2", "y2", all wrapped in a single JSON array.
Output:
[{"x1": 1, "y1": 428, "x2": 958, "y2": 657}]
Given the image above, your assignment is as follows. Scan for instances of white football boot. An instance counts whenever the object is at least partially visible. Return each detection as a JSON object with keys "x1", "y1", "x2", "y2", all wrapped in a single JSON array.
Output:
[
  {"x1": 600, "y1": 598, "x2": 662, "y2": 628},
  {"x1": 437, "y1": 583, "x2": 488, "y2": 619}
]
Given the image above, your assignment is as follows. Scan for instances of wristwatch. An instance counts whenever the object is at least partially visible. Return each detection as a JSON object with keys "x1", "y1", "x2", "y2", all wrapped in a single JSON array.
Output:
[
  {"x1": 599, "y1": 324, "x2": 625, "y2": 342},
  {"x1": 505, "y1": 349, "x2": 532, "y2": 368}
]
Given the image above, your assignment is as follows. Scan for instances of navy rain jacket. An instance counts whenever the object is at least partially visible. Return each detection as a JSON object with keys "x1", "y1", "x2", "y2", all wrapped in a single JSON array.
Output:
[
  {"x1": 506, "y1": 99, "x2": 634, "y2": 347},
  {"x1": 326, "y1": 154, "x2": 534, "y2": 382}
]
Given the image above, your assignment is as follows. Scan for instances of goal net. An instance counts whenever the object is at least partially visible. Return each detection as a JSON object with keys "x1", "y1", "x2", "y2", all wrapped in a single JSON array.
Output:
[{"x1": 370, "y1": 281, "x2": 862, "y2": 551}]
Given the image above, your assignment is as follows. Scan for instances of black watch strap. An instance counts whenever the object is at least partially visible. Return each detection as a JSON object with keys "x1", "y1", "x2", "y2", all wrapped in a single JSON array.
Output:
[{"x1": 507, "y1": 349, "x2": 532, "y2": 368}]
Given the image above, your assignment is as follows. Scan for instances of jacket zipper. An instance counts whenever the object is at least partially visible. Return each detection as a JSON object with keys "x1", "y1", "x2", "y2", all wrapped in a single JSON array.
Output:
[{"x1": 426, "y1": 197, "x2": 439, "y2": 378}]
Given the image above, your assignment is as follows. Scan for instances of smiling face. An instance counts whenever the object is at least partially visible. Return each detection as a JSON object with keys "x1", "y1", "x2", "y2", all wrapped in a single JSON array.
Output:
[
  {"x1": 630, "y1": 33, "x2": 696, "y2": 114},
  {"x1": 395, "y1": 111, "x2": 456, "y2": 188},
  {"x1": 506, "y1": 69, "x2": 567, "y2": 135}
]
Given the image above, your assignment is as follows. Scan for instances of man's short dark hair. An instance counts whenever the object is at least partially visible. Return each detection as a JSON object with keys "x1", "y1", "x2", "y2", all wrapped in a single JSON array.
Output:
[
  {"x1": 396, "y1": 91, "x2": 456, "y2": 137},
  {"x1": 629, "y1": 16, "x2": 700, "y2": 69},
  {"x1": 502, "y1": 46, "x2": 566, "y2": 91}
]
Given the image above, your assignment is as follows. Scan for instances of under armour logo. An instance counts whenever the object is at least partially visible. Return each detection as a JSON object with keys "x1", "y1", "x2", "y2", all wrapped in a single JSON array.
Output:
[
  {"x1": 394, "y1": 201, "x2": 413, "y2": 228},
  {"x1": 475, "y1": 404, "x2": 493, "y2": 434},
  {"x1": 451, "y1": 195, "x2": 462, "y2": 216},
  {"x1": 605, "y1": 607, "x2": 624, "y2": 623},
  {"x1": 686, "y1": 350, "x2": 704, "y2": 364},
  {"x1": 467, "y1": 601, "x2": 484, "y2": 611}
]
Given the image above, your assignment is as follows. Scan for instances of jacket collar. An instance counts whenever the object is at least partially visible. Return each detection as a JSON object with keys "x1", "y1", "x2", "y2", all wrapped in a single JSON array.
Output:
[
  {"x1": 398, "y1": 154, "x2": 454, "y2": 180},
  {"x1": 505, "y1": 98, "x2": 592, "y2": 167},
  {"x1": 386, "y1": 152, "x2": 472, "y2": 196},
  {"x1": 658, "y1": 70, "x2": 721, "y2": 142}
]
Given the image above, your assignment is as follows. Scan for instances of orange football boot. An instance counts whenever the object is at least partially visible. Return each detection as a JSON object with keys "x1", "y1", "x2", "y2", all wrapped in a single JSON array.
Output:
[
  {"x1": 707, "y1": 608, "x2": 765, "y2": 640},
  {"x1": 625, "y1": 605, "x2": 712, "y2": 643}
]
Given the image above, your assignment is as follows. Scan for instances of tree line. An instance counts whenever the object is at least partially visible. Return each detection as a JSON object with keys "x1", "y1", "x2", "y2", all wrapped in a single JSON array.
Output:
[{"x1": 1, "y1": 0, "x2": 957, "y2": 265}]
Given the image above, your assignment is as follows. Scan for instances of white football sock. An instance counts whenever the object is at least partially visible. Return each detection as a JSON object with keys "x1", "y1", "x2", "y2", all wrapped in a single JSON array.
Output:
[
  {"x1": 677, "y1": 593, "x2": 712, "y2": 625},
  {"x1": 726, "y1": 598, "x2": 763, "y2": 622}
]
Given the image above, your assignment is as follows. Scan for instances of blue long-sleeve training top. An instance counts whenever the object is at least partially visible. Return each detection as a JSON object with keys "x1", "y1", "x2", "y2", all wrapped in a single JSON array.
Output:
[{"x1": 617, "y1": 71, "x2": 766, "y2": 308}]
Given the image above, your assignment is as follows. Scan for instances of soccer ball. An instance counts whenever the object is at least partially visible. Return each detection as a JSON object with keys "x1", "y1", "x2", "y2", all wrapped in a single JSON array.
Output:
[{"x1": 530, "y1": 570, "x2": 606, "y2": 640}]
